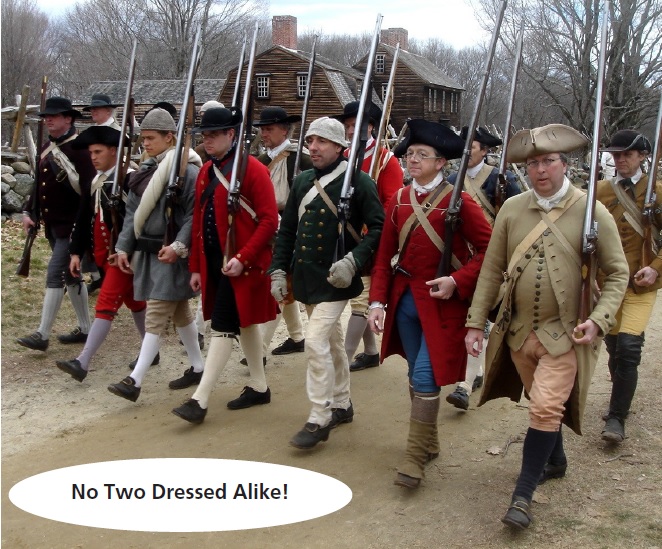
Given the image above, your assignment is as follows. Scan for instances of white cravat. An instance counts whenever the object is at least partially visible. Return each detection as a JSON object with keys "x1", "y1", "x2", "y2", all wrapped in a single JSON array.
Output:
[
  {"x1": 267, "y1": 139, "x2": 291, "y2": 159},
  {"x1": 534, "y1": 176, "x2": 571, "y2": 211},
  {"x1": 412, "y1": 171, "x2": 444, "y2": 195},
  {"x1": 466, "y1": 160, "x2": 484, "y2": 179}
]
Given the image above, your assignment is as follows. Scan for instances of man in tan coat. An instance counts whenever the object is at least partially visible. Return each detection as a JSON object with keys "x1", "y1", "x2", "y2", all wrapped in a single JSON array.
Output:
[
  {"x1": 465, "y1": 124, "x2": 629, "y2": 530},
  {"x1": 596, "y1": 129, "x2": 662, "y2": 443}
]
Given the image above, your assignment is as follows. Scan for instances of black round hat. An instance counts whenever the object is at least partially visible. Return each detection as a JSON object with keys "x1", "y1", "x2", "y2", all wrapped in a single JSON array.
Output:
[
  {"x1": 334, "y1": 101, "x2": 382, "y2": 126},
  {"x1": 399, "y1": 119, "x2": 465, "y2": 160},
  {"x1": 83, "y1": 93, "x2": 120, "y2": 111},
  {"x1": 38, "y1": 96, "x2": 82, "y2": 118},
  {"x1": 72, "y1": 126, "x2": 129, "y2": 150},
  {"x1": 192, "y1": 107, "x2": 243, "y2": 133},
  {"x1": 603, "y1": 129, "x2": 652, "y2": 153},
  {"x1": 253, "y1": 106, "x2": 301, "y2": 126},
  {"x1": 460, "y1": 125, "x2": 502, "y2": 148},
  {"x1": 148, "y1": 101, "x2": 178, "y2": 119}
]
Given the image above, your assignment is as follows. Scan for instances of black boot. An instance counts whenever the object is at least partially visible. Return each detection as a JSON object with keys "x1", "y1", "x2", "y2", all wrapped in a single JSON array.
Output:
[{"x1": 603, "y1": 333, "x2": 617, "y2": 379}]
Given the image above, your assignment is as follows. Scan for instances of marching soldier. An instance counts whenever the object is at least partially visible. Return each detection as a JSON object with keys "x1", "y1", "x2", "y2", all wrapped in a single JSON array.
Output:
[
  {"x1": 82, "y1": 93, "x2": 120, "y2": 129},
  {"x1": 465, "y1": 124, "x2": 628, "y2": 529},
  {"x1": 446, "y1": 126, "x2": 521, "y2": 409},
  {"x1": 17, "y1": 97, "x2": 96, "y2": 352},
  {"x1": 596, "y1": 129, "x2": 662, "y2": 443}
]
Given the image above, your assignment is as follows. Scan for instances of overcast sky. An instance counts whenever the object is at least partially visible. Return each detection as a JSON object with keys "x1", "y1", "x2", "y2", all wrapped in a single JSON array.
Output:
[{"x1": 38, "y1": 0, "x2": 488, "y2": 49}]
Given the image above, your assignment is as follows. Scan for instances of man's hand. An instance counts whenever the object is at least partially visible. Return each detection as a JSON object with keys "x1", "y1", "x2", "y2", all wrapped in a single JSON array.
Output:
[
  {"x1": 572, "y1": 318, "x2": 599, "y2": 344},
  {"x1": 327, "y1": 252, "x2": 357, "y2": 289},
  {"x1": 270, "y1": 269, "x2": 288, "y2": 302},
  {"x1": 22, "y1": 214, "x2": 35, "y2": 234},
  {"x1": 222, "y1": 257, "x2": 244, "y2": 277},
  {"x1": 426, "y1": 276, "x2": 456, "y2": 300},
  {"x1": 190, "y1": 272, "x2": 201, "y2": 292},
  {"x1": 107, "y1": 253, "x2": 118, "y2": 267},
  {"x1": 69, "y1": 254, "x2": 81, "y2": 278},
  {"x1": 157, "y1": 245, "x2": 178, "y2": 264},
  {"x1": 634, "y1": 266, "x2": 659, "y2": 287},
  {"x1": 465, "y1": 328, "x2": 485, "y2": 357},
  {"x1": 367, "y1": 307, "x2": 385, "y2": 334},
  {"x1": 117, "y1": 253, "x2": 132, "y2": 274}
]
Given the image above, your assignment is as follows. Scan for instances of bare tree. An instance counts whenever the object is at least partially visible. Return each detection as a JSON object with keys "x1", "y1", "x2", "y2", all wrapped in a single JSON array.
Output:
[{"x1": 1, "y1": 0, "x2": 56, "y2": 105}]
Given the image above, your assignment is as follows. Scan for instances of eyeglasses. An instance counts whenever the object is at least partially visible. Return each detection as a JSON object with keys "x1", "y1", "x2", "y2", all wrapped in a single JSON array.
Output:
[
  {"x1": 526, "y1": 157, "x2": 561, "y2": 169},
  {"x1": 404, "y1": 151, "x2": 442, "y2": 162}
]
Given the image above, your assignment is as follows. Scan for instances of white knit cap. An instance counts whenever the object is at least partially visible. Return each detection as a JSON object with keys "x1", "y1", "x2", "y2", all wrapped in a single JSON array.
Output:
[
  {"x1": 141, "y1": 108, "x2": 176, "y2": 132},
  {"x1": 305, "y1": 117, "x2": 348, "y2": 148},
  {"x1": 200, "y1": 100, "x2": 225, "y2": 114}
]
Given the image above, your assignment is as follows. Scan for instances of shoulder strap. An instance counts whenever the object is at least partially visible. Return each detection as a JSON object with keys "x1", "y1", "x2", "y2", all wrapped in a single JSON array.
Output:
[
  {"x1": 464, "y1": 164, "x2": 496, "y2": 219},
  {"x1": 212, "y1": 164, "x2": 258, "y2": 222},
  {"x1": 312, "y1": 178, "x2": 361, "y2": 243},
  {"x1": 609, "y1": 178, "x2": 645, "y2": 237}
]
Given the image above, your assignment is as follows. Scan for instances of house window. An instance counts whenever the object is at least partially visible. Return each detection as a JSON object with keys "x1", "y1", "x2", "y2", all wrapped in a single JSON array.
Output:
[
  {"x1": 297, "y1": 74, "x2": 308, "y2": 98},
  {"x1": 450, "y1": 92, "x2": 458, "y2": 113},
  {"x1": 428, "y1": 88, "x2": 432, "y2": 113},
  {"x1": 433, "y1": 89, "x2": 437, "y2": 112},
  {"x1": 256, "y1": 75, "x2": 270, "y2": 98},
  {"x1": 381, "y1": 83, "x2": 388, "y2": 102},
  {"x1": 376, "y1": 53, "x2": 385, "y2": 74},
  {"x1": 442, "y1": 90, "x2": 446, "y2": 113}
]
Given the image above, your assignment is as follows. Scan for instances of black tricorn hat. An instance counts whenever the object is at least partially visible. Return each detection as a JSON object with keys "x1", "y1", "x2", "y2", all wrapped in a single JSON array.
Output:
[
  {"x1": 72, "y1": 126, "x2": 129, "y2": 150},
  {"x1": 253, "y1": 106, "x2": 301, "y2": 126},
  {"x1": 38, "y1": 96, "x2": 82, "y2": 118},
  {"x1": 602, "y1": 129, "x2": 652, "y2": 153},
  {"x1": 82, "y1": 93, "x2": 120, "y2": 111},
  {"x1": 334, "y1": 100, "x2": 382, "y2": 126},
  {"x1": 148, "y1": 101, "x2": 178, "y2": 119},
  {"x1": 399, "y1": 119, "x2": 465, "y2": 160},
  {"x1": 460, "y1": 125, "x2": 502, "y2": 148},
  {"x1": 192, "y1": 107, "x2": 242, "y2": 133}
]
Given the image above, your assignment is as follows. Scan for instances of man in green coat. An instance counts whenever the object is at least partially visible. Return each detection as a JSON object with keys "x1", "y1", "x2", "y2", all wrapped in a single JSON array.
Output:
[
  {"x1": 269, "y1": 116, "x2": 385, "y2": 449},
  {"x1": 464, "y1": 124, "x2": 629, "y2": 530}
]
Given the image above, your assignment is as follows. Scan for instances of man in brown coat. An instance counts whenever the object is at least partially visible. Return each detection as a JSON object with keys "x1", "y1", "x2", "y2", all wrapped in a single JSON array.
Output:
[
  {"x1": 465, "y1": 124, "x2": 629, "y2": 530},
  {"x1": 596, "y1": 129, "x2": 662, "y2": 443}
]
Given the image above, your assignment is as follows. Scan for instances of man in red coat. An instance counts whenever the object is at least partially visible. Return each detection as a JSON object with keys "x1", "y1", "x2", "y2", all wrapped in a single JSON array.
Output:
[
  {"x1": 334, "y1": 101, "x2": 404, "y2": 372},
  {"x1": 172, "y1": 107, "x2": 279, "y2": 425},
  {"x1": 367, "y1": 119, "x2": 492, "y2": 488}
]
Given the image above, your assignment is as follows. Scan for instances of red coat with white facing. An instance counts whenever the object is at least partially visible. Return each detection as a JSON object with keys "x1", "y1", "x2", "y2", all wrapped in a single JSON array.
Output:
[
  {"x1": 369, "y1": 186, "x2": 493, "y2": 386},
  {"x1": 189, "y1": 155, "x2": 279, "y2": 327}
]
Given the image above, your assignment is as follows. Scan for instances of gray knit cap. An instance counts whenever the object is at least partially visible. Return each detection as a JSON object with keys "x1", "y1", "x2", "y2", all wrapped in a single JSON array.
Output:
[
  {"x1": 305, "y1": 116, "x2": 348, "y2": 148},
  {"x1": 200, "y1": 100, "x2": 225, "y2": 114},
  {"x1": 141, "y1": 108, "x2": 177, "y2": 132}
]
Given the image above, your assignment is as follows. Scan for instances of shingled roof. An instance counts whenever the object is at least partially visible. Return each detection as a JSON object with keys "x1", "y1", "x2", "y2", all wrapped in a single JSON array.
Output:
[{"x1": 76, "y1": 79, "x2": 226, "y2": 106}]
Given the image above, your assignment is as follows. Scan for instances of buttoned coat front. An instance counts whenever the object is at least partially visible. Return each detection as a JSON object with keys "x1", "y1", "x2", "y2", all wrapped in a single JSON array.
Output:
[
  {"x1": 369, "y1": 186, "x2": 493, "y2": 387},
  {"x1": 466, "y1": 188, "x2": 629, "y2": 434},
  {"x1": 189, "y1": 156, "x2": 279, "y2": 327}
]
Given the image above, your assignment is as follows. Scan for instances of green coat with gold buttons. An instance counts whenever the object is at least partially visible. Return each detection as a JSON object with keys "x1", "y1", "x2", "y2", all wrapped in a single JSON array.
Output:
[{"x1": 270, "y1": 162, "x2": 385, "y2": 305}]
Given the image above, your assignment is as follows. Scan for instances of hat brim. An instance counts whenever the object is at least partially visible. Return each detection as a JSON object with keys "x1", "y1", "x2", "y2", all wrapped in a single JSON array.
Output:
[
  {"x1": 507, "y1": 124, "x2": 589, "y2": 163},
  {"x1": 253, "y1": 115, "x2": 301, "y2": 127},
  {"x1": 38, "y1": 108, "x2": 83, "y2": 118},
  {"x1": 82, "y1": 103, "x2": 121, "y2": 111},
  {"x1": 192, "y1": 109, "x2": 243, "y2": 133}
]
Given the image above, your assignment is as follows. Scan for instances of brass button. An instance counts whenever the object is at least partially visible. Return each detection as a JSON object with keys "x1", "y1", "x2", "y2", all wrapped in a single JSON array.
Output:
[
  {"x1": 301, "y1": 246, "x2": 307, "y2": 251},
  {"x1": 525, "y1": 254, "x2": 531, "y2": 259},
  {"x1": 320, "y1": 208, "x2": 326, "y2": 214},
  {"x1": 42, "y1": 195, "x2": 46, "y2": 200},
  {"x1": 42, "y1": 182, "x2": 46, "y2": 186},
  {"x1": 317, "y1": 246, "x2": 323, "y2": 251},
  {"x1": 44, "y1": 208, "x2": 48, "y2": 213},
  {"x1": 297, "y1": 259, "x2": 303, "y2": 263},
  {"x1": 318, "y1": 222, "x2": 324, "y2": 227},
  {"x1": 317, "y1": 234, "x2": 322, "y2": 238}
]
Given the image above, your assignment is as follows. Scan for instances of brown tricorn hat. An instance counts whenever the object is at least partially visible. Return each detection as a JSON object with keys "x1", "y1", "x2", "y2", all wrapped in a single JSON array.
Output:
[{"x1": 506, "y1": 124, "x2": 589, "y2": 163}]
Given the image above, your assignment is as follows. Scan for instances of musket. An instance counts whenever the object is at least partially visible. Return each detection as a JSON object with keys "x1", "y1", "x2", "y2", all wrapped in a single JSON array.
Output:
[
  {"x1": 232, "y1": 37, "x2": 247, "y2": 107},
  {"x1": 433, "y1": 0, "x2": 507, "y2": 288},
  {"x1": 370, "y1": 42, "x2": 400, "y2": 181},
  {"x1": 293, "y1": 35, "x2": 317, "y2": 178},
  {"x1": 495, "y1": 21, "x2": 524, "y2": 213},
  {"x1": 641, "y1": 91, "x2": 662, "y2": 267},
  {"x1": 164, "y1": 23, "x2": 203, "y2": 246},
  {"x1": 578, "y1": 0, "x2": 610, "y2": 328},
  {"x1": 335, "y1": 13, "x2": 383, "y2": 262},
  {"x1": 109, "y1": 38, "x2": 137, "y2": 255},
  {"x1": 16, "y1": 75, "x2": 48, "y2": 277},
  {"x1": 225, "y1": 22, "x2": 259, "y2": 268}
]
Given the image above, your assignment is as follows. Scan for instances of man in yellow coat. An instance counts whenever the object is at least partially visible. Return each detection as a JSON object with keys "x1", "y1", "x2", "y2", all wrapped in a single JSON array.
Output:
[{"x1": 465, "y1": 124, "x2": 629, "y2": 530}]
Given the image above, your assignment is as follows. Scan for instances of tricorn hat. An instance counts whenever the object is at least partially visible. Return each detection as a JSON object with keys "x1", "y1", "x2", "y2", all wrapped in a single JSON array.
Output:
[
  {"x1": 82, "y1": 93, "x2": 120, "y2": 111},
  {"x1": 38, "y1": 96, "x2": 82, "y2": 118},
  {"x1": 334, "y1": 101, "x2": 382, "y2": 126},
  {"x1": 192, "y1": 107, "x2": 242, "y2": 133},
  {"x1": 72, "y1": 126, "x2": 129, "y2": 150},
  {"x1": 460, "y1": 125, "x2": 502, "y2": 148},
  {"x1": 253, "y1": 106, "x2": 301, "y2": 127},
  {"x1": 506, "y1": 124, "x2": 589, "y2": 163},
  {"x1": 398, "y1": 119, "x2": 465, "y2": 160},
  {"x1": 602, "y1": 129, "x2": 652, "y2": 153}
]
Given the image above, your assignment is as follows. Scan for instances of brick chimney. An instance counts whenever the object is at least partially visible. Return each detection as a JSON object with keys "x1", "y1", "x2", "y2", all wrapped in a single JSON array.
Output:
[
  {"x1": 272, "y1": 15, "x2": 297, "y2": 49},
  {"x1": 381, "y1": 28, "x2": 408, "y2": 50}
]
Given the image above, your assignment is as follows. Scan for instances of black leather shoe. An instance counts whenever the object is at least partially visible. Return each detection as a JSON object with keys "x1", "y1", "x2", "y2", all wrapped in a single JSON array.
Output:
[
  {"x1": 239, "y1": 356, "x2": 267, "y2": 367},
  {"x1": 227, "y1": 386, "x2": 271, "y2": 410},
  {"x1": 446, "y1": 386, "x2": 469, "y2": 410},
  {"x1": 108, "y1": 376, "x2": 140, "y2": 402},
  {"x1": 538, "y1": 461, "x2": 567, "y2": 484},
  {"x1": 172, "y1": 399, "x2": 207, "y2": 424},
  {"x1": 56, "y1": 358, "x2": 87, "y2": 382},
  {"x1": 472, "y1": 375, "x2": 484, "y2": 391},
  {"x1": 602, "y1": 417, "x2": 625, "y2": 443},
  {"x1": 17, "y1": 332, "x2": 48, "y2": 351},
  {"x1": 169, "y1": 367, "x2": 203, "y2": 390},
  {"x1": 394, "y1": 473, "x2": 421, "y2": 488},
  {"x1": 271, "y1": 337, "x2": 305, "y2": 355},
  {"x1": 349, "y1": 352, "x2": 380, "y2": 372},
  {"x1": 86, "y1": 277, "x2": 103, "y2": 295},
  {"x1": 129, "y1": 352, "x2": 160, "y2": 370},
  {"x1": 290, "y1": 422, "x2": 330, "y2": 449},
  {"x1": 501, "y1": 496, "x2": 532, "y2": 529},
  {"x1": 329, "y1": 402, "x2": 354, "y2": 429},
  {"x1": 57, "y1": 327, "x2": 88, "y2": 344}
]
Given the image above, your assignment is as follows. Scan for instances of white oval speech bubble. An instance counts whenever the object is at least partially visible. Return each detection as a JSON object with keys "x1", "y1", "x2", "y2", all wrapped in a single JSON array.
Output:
[{"x1": 9, "y1": 458, "x2": 353, "y2": 532}]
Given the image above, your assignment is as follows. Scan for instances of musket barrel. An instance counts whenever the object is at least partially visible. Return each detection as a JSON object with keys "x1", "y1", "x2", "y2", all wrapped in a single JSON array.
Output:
[
  {"x1": 112, "y1": 38, "x2": 137, "y2": 198},
  {"x1": 294, "y1": 36, "x2": 317, "y2": 177},
  {"x1": 498, "y1": 22, "x2": 524, "y2": 177},
  {"x1": 647, "y1": 92, "x2": 662, "y2": 192},
  {"x1": 232, "y1": 37, "x2": 247, "y2": 108}
]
